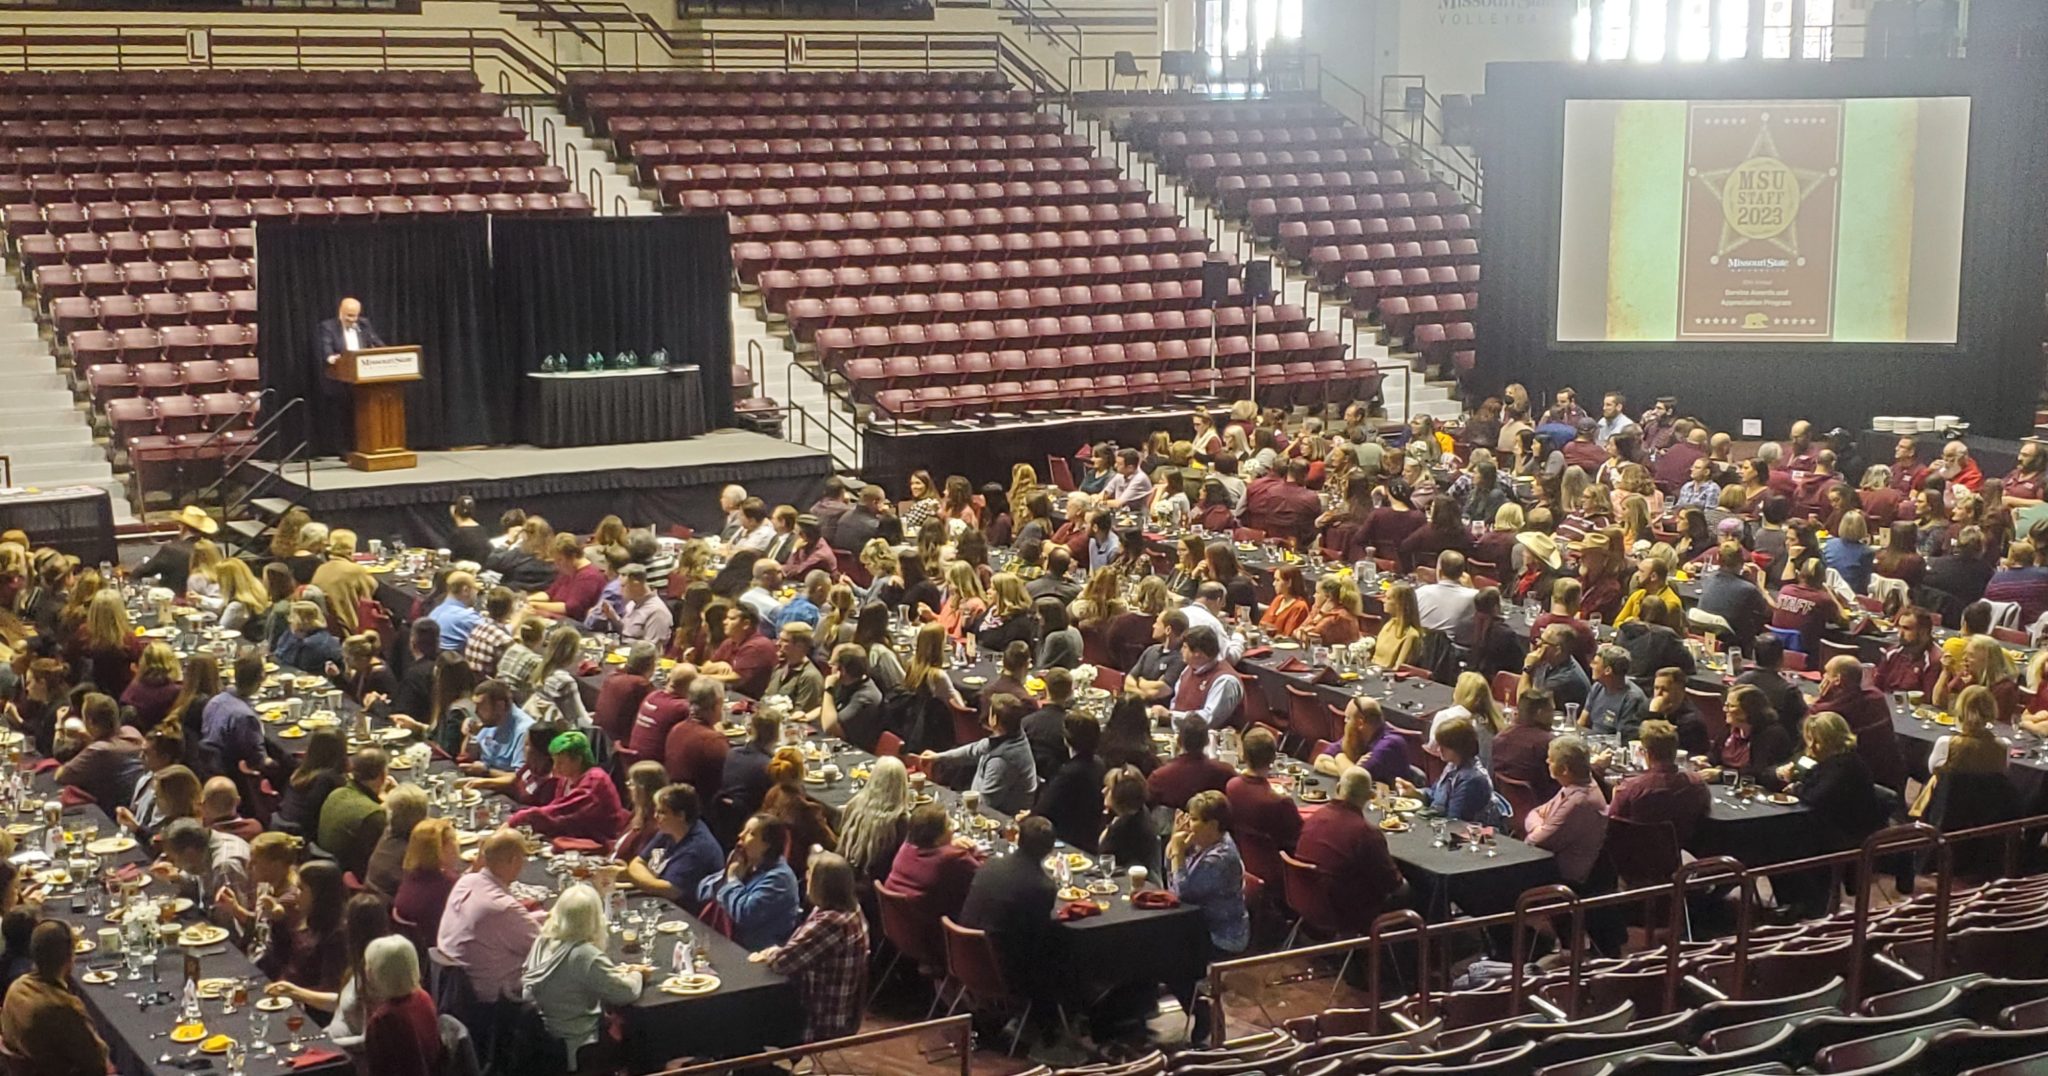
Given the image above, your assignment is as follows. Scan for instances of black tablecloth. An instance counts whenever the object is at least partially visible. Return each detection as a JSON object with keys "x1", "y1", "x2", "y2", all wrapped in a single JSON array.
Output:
[
  {"x1": 524, "y1": 367, "x2": 707, "y2": 449},
  {"x1": 0, "y1": 485, "x2": 116, "y2": 565}
]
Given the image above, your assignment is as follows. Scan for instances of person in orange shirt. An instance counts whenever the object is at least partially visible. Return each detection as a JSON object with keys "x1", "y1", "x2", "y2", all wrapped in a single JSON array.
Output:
[{"x1": 1259, "y1": 564, "x2": 1311, "y2": 638}]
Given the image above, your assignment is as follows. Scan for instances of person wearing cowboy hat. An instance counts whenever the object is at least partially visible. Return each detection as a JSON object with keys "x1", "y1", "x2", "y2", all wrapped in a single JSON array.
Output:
[{"x1": 129, "y1": 505, "x2": 218, "y2": 593}]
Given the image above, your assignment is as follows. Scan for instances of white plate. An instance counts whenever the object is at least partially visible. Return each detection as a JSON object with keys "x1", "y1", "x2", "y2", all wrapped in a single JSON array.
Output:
[
  {"x1": 658, "y1": 973, "x2": 721, "y2": 996},
  {"x1": 86, "y1": 836, "x2": 137, "y2": 856}
]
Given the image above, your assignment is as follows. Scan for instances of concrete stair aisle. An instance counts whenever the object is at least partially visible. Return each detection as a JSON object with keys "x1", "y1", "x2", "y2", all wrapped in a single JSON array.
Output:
[
  {"x1": 0, "y1": 282, "x2": 134, "y2": 525},
  {"x1": 731, "y1": 292, "x2": 861, "y2": 471},
  {"x1": 1079, "y1": 119, "x2": 1464, "y2": 426},
  {"x1": 526, "y1": 104, "x2": 662, "y2": 218}
]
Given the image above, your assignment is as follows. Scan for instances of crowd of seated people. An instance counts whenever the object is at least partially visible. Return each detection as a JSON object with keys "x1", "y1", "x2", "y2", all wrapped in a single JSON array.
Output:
[{"x1": 3, "y1": 374, "x2": 2048, "y2": 1070}]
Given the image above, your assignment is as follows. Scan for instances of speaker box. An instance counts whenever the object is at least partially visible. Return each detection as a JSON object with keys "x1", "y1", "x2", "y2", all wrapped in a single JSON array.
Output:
[
  {"x1": 1201, "y1": 259, "x2": 1233, "y2": 304},
  {"x1": 1244, "y1": 259, "x2": 1273, "y2": 300}
]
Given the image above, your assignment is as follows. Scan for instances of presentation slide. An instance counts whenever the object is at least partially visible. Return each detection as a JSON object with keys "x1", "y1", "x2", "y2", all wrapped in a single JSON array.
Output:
[{"x1": 1555, "y1": 96, "x2": 1971, "y2": 345}]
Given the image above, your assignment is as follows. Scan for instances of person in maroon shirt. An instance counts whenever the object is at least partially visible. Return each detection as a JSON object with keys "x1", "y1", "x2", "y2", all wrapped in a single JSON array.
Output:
[
  {"x1": 1813, "y1": 655, "x2": 1908, "y2": 793},
  {"x1": 705, "y1": 604, "x2": 778, "y2": 699},
  {"x1": 1146, "y1": 716, "x2": 1234, "y2": 809},
  {"x1": 1771, "y1": 557, "x2": 1846, "y2": 658},
  {"x1": 508, "y1": 730, "x2": 626, "y2": 844},
  {"x1": 1604, "y1": 720, "x2": 1711, "y2": 844},
  {"x1": 1651, "y1": 429, "x2": 1709, "y2": 494},
  {"x1": 2005, "y1": 441, "x2": 2046, "y2": 508},
  {"x1": 628, "y1": 668, "x2": 696, "y2": 761},
  {"x1": 1530, "y1": 578, "x2": 1595, "y2": 668},
  {"x1": 663, "y1": 678, "x2": 730, "y2": 800},
  {"x1": 1293, "y1": 766, "x2": 1406, "y2": 929},
  {"x1": 532, "y1": 532, "x2": 607, "y2": 622},
  {"x1": 1784, "y1": 420, "x2": 1820, "y2": 472},
  {"x1": 1859, "y1": 468, "x2": 1907, "y2": 530},
  {"x1": 883, "y1": 802, "x2": 985, "y2": 923},
  {"x1": 1872, "y1": 606, "x2": 1941, "y2": 695},
  {"x1": 592, "y1": 645, "x2": 657, "y2": 745},
  {"x1": 1890, "y1": 437, "x2": 1927, "y2": 493},
  {"x1": 1241, "y1": 460, "x2": 1323, "y2": 549},
  {"x1": 1874, "y1": 521, "x2": 1926, "y2": 587},
  {"x1": 1347, "y1": 480, "x2": 1425, "y2": 563},
  {"x1": 1222, "y1": 728, "x2": 1302, "y2": 876},
  {"x1": 1490, "y1": 689, "x2": 1561, "y2": 805}
]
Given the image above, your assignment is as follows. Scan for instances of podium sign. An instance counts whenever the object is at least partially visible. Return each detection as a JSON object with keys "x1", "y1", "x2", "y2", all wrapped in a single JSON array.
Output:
[{"x1": 326, "y1": 345, "x2": 423, "y2": 472}]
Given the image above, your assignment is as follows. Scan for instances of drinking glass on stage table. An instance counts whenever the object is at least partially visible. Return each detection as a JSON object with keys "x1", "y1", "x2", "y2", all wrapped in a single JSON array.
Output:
[
  {"x1": 285, "y1": 1012, "x2": 306, "y2": 1053},
  {"x1": 251, "y1": 1007, "x2": 274, "y2": 1057}
]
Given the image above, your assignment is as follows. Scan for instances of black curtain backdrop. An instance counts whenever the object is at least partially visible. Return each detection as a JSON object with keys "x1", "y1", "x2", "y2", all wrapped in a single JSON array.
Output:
[
  {"x1": 1474, "y1": 60, "x2": 2048, "y2": 440},
  {"x1": 256, "y1": 218, "x2": 505, "y2": 451},
  {"x1": 492, "y1": 215, "x2": 736, "y2": 428}
]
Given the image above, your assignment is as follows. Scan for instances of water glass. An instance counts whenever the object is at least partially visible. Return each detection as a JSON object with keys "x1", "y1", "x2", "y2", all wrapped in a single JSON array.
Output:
[{"x1": 251, "y1": 1008, "x2": 273, "y2": 1056}]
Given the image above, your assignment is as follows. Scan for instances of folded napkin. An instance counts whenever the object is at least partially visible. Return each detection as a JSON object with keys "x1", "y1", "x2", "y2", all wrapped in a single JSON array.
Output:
[
  {"x1": 1241, "y1": 647, "x2": 1274, "y2": 660},
  {"x1": 730, "y1": 699, "x2": 755, "y2": 714},
  {"x1": 520, "y1": 898, "x2": 544, "y2": 913},
  {"x1": 1312, "y1": 667, "x2": 1343, "y2": 685},
  {"x1": 1796, "y1": 669, "x2": 1823, "y2": 682},
  {"x1": 112, "y1": 863, "x2": 142, "y2": 883},
  {"x1": 32, "y1": 758, "x2": 57, "y2": 775},
  {"x1": 59, "y1": 786, "x2": 94, "y2": 808},
  {"x1": 1274, "y1": 657, "x2": 1309, "y2": 673},
  {"x1": 576, "y1": 659, "x2": 602, "y2": 677},
  {"x1": 1055, "y1": 900, "x2": 1103, "y2": 921},
  {"x1": 551, "y1": 837, "x2": 603, "y2": 854},
  {"x1": 1131, "y1": 889, "x2": 1180, "y2": 910},
  {"x1": 290, "y1": 1047, "x2": 345, "y2": 1070}
]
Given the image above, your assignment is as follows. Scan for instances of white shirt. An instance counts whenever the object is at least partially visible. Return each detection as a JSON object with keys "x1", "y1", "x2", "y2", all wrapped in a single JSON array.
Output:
[
  {"x1": 1179, "y1": 601, "x2": 1245, "y2": 663},
  {"x1": 1415, "y1": 580, "x2": 1478, "y2": 646},
  {"x1": 342, "y1": 324, "x2": 361, "y2": 352}
]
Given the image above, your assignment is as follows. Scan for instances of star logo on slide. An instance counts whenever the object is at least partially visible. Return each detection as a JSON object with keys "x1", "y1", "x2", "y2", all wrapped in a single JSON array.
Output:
[{"x1": 1692, "y1": 120, "x2": 1836, "y2": 260}]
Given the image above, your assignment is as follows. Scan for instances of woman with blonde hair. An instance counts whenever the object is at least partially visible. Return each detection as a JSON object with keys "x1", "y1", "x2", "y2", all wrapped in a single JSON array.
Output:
[
  {"x1": 212, "y1": 557, "x2": 269, "y2": 632},
  {"x1": 815, "y1": 583, "x2": 859, "y2": 650},
  {"x1": 836, "y1": 754, "x2": 912, "y2": 883},
  {"x1": 276, "y1": 600, "x2": 343, "y2": 676},
  {"x1": 930, "y1": 560, "x2": 987, "y2": 641},
  {"x1": 1431, "y1": 671, "x2": 1507, "y2": 765},
  {"x1": 852, "y1": 539, "x2": 899, "y2": 605},
  {"x1": 1190, "y1": 410, "x2": 1223, "y2": 459},
  {"x1": 186, "y1": 538, "x2": 226, "y2": 606},
  {"x1": 269, "y1": 507, "x2": 310, "y2": 564},
  {"x1": 1618, "y1": 494, "x2": 1654, "y2": 553},
  {"x1": 1936, "y1": 634, "x2": 2021, "y2": 724},
  {"x1": 1298, "y1": 575, "x2": 1364, "y2": 645},
  {"x1": 522, "y1": 884, "x2": 646, "y2": 1072},
  {"x1": 1613, "y1": 463, "x2": 1665, "y2": 519},
  {"x1": 120, "y1": 642, "x2": 183, "y2": 731},
  {"x1": 1260, "y1": 564, "x2": 1312, "y2": 637},
  {"x1": 1372, "y1": 581, "x2": 1422, "y2": 668},
  {"x1": 1070, "y1": 567, "x2": 1126, "y2": 629},
  {"x1": 288, "y1": 521, "x2": 329, "y2": 585},
  {"x1": 73, "y1": 589, "x2": 142, "y2": 697},
  {"x1": 903, "y1": 622, "x2": 971, "y2": 736},
  {"x1": 1006, "y1": 463, "x2": 1041, "y2": 529},
  {"x1": 530, "y1": 624, "x2": 591, "y2": 728},
  {"x1": 974, "y1": 573, "x2": 1040, "y2": 651},
  {"x1": 217, "y1": 830, "x2": 302, "y2": 934},
  {"x1": 338, "y1": 631, "x2": 399, "y2": 708}
]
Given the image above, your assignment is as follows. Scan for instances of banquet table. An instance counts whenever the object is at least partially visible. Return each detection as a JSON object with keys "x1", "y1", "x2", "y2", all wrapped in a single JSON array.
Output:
[
  {"x1": 523, "y1": 366, "x2": 707, "y2": 449},
  {"x1": 0, "y1": 484, "x2": 117, "y2": 565},
  {"x1": 17, "y1": 759, "x2": 351, "y2": 1076},
  {"x1": 247, "y1": 681, "x2": 805, "y2": 1071},
  {"x1": 803, "y1": 742, "x2": 1216, "y2": 995}
]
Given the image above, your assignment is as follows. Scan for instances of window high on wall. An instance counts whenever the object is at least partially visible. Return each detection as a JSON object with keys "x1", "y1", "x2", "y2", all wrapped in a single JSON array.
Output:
[
  {"x1": 1198, "y1": 0, "x2": 1304, "y2": 78},
  {"x1": 1572, "y1": 0, "x2": 1838, "y2": 61}
]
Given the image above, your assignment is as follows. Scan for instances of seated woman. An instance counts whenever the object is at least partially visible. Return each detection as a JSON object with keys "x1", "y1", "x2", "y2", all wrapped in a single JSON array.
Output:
[
  {"x1": 612, "y1": 761, "x2": 671, "y2": 863},
  {"x1": 215, "y1": 831, "x2": 300, "y2": 942},
  {"x1": 336, "y1": 631, "x2": 399, "y2": 714},
  {"x1": 273, "y1": 730, "x2": 348, "y2": 837},
  {"x1": 1097, "y1": 767, "x2": 1161, "y2": 874},
  {"x1": 1297, "y1": 576, "x2": 1364, "y2": 645},
  {"x1": 507, "y1": 731, "x2": 625, "y2": 845},
  {"x1": 1916, "y1": 684, "x2": 2018, "y2": 822},
  {"x1": 1703, "y1": 684, "x2": 1794, "y2": 789},
  {"x1": 273, "y1": 600, "x2": 344, "y2": 677},
  {"x1": 1371, "y1": 583, "x2": 1423, "y2": 669},
  {"x1": 696, "y1": 814, "x2": 802, "y2": 951},
  {"x1": 760, "y1": 748, "x2": 840, "y2": 882},
  {"x1": 262, "y1": 894, "x2": 391, "y2": 1055},
  {"x1": 750, "y1": 853, "x2": 870, "y2": 1042},
  {"x1": 254, "y1": 858, "x2": 348, "y2": 995},
  {"x1": 523, "y1": 884, "x2": 650, "y2": 1072},
  {"x1": 1258, "y1": 565, "x2": 1312, "y2": 638},
  {"x1": 392, "y1": 818, "x2": 462, "y2": 944},
  {"x1": 1165, "y1": 789, "x2": 1249, "y2": 1044},
  {"x1": 624, "y1": 783, "x2": 726, "y2": 907},
  {"x1": 1397, "y1": 717, "x2": 1497, "y2": 824},
  {"x1": 1935, "y1": 635, "x2": 2023, "y2": 725},
  {"x1": 361, "y1": 935, "x2": 445, "y2": 1076}
]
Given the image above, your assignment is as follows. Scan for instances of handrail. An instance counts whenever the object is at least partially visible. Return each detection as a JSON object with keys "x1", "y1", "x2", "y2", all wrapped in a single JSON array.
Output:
[
  {"x1": 1378, "y1": 73, "x2": 1482, "y2": 174},
  {"x1": 1847, "y1": 823, "x2": 1945, "y2": 1006},
  {"x1": 654, "y1": 1015, "x2": 972, "y2": 1076},
  {"x1": 1509, "y1": 885, "x2": 1582, "y2": 1018},
  {"x1": 1663, "y1": 857, "x2": 1752, "y2": 1012},
  {"x1": 1312, "y1": 63, "x2": 1481, "y2": 208},
  {"x1": 999, "y1": 0, "x2": 1080, "y2": 58},
  {"x1": 189, "y1": 388, "x2": 280, "y2": 505},
  {"x1": 611, "y1": 192, "x2": 627, "y2": 217},
  {"x1": 1202, "y1": 810, "x2": 2048, "y2": 1046}
]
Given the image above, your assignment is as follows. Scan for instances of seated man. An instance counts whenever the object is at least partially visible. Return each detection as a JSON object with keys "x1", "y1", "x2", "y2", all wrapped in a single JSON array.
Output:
[
  {"x1": 1605, "y1": 720, "x2": 1711, "y2": 845},
  {"x1": 151, "y1": 816, "x2": 251, "y2": 905},
  {"x1": 702, "y1": 604, "x2": 778, "y2": 699},
  {"x1": 0, "y1": 921, "x2": 109, "y2": 1076},
  {"x1": 885, "y1": 802, "x2": 985, "y2": 922},
  {"x1": 1292, "y1": 766, "x2": 1406, "y2": 929},
  {"x1": 1147, "y1": 715, "x2": 1234, "y2": 809}
]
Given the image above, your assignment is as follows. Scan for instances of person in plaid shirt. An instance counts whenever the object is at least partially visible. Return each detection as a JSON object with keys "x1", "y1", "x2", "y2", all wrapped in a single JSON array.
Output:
[
  {"x1": 750, "y1": 852, "x2": 869, "y2": 1040},
  {"x1": 462, "y1": 586, "x2": 520, "y2": 678}
]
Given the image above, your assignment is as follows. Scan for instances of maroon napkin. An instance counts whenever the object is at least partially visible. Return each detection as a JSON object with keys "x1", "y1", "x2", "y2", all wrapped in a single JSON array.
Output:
[
  {"x1": 1274, "y1": 657, "x2": 1309, "y2": 673},
  {"x1": 1055, "y1": 900, "x2": 1103, "y2": 921},
  {"x1": 59, "y1": 786, "x2": 94, "y2": 808},
  {"x1": 1312, "y1": 667, "x2": 1343, "y2": 685},
  {"x1": 1131, "y1": 889, "x2": 1181, "y2": 910},
  {"x1": 1796, "y1": 669, "x2": 1823, "y2": 682},
  {"x1": 551, "y1": 837, "x2": 603, "y2": 854},
  {"x1": 289, "y1": 1047, "x2": 345, "y2": 1070},
  {"x1": 112, "y1": 863, "x2": 141, "y2": 883},
  {"x1": 1241, "y1": 646, "x2": 1274, "y2": 660},
  {"x1": 576, "y1": 659, "x2": 602, "y2": 677},
  {"x1": 729, "y1": 699, "x2": 755, "y2": 715},
  {"x1": 32, "y1": 758, "x2": 57, "y2": 775}
]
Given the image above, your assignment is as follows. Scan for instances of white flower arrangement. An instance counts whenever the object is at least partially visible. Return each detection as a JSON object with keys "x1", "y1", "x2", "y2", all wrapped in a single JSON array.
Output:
[
  {"x1": 1071, "y1": 665, "x2": 1098, "y2": 690},
  {"x1": 757, "y1": 695, "x2": 795, "y2": 724}
]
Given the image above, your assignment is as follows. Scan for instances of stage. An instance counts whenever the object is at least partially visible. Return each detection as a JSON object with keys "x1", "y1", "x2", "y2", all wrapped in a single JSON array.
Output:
[
  {"x1": 861, "y1": 404, "x2": 1208, "y2": 490},
  {"x1": 252, "y1": 430, "x2": 835, "y2": 544}
]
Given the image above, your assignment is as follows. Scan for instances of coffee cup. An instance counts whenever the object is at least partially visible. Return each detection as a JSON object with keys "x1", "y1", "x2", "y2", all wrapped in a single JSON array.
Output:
[
  {"x1": 96, "y1": 927, "x2": 122, "y2": 954},
  {"x1": 910, "y1": 771, "x2": 928, "y2": 791},
  {"x1": 1128, "y1": 865, "x2": 1149, "y2": 889}
]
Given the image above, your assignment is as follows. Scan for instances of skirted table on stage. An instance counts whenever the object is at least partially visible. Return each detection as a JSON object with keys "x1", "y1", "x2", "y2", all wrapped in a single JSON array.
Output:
[{"x1": 523, "y1": 365, "x2": 707, "y2": 448}]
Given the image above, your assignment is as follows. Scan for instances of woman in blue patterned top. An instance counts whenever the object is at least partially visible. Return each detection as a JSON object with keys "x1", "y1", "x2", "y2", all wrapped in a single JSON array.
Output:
[{"x1": 1168, "y1": 789, "x2": 1249, "y2": 954}]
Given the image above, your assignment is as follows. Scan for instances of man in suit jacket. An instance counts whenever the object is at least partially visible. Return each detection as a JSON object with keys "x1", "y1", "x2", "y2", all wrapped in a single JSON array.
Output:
[{"x1": 312, "y1": 297, "x2": 386, "y2": 457}]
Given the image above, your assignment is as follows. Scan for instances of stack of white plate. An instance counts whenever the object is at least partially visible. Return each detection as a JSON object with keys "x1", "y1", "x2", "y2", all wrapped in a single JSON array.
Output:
[{"x1": 1873, "y1": 417, "x2": 1898, "y2": 432}]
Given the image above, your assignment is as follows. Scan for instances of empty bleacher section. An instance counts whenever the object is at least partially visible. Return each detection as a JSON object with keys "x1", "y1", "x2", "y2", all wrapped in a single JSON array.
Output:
[
  {"x1": 0, "y1": 68, "x2": 591, "y2": 515},
  {"x1": 1111, "y1": 99, "x2": 1482, "y2": 390},
  {"x1": 566, "y1": 69, "x2": 1373, "y2": 423}
]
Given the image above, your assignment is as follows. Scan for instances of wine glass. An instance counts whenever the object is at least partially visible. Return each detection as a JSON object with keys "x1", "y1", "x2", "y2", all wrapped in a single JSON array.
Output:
[{"x1": 285, "y1": 1012, "x2": 306, "y2": 1053}]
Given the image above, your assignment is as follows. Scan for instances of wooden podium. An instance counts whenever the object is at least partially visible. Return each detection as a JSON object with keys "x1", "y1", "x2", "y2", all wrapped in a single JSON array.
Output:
[{"x1": 326, "y1": 345, "x2": 422, "y2": 472}]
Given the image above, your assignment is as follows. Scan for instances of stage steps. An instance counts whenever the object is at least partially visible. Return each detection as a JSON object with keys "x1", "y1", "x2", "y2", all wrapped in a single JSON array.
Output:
[
  {"x1": 525, "y1": 104, "x2": 662, "y2": 218},
  {"x1": 732, "y1": 292, "x2": 860, "y2": 469},
  {"x1": 0, "y1": 278, "x2": 135, "y2": 525},
  {"x1": 1077, "y1": 112, "x2": 1465, "y2": 426}
]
